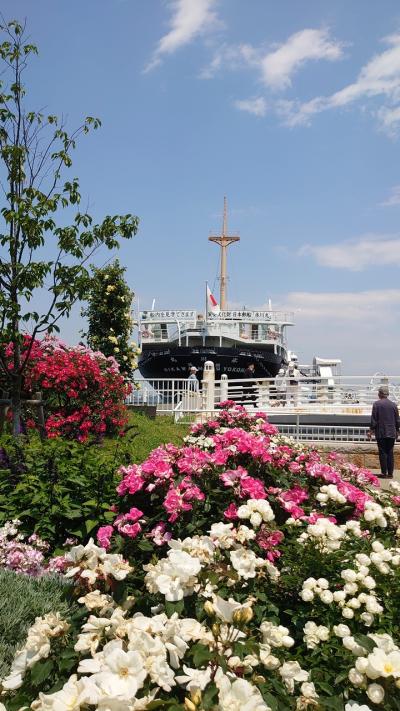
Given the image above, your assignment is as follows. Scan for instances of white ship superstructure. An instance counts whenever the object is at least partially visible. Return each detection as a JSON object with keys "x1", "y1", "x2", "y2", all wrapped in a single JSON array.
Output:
[{"x1": 138, "y1": 198, "x2": 294, "y2": 379}]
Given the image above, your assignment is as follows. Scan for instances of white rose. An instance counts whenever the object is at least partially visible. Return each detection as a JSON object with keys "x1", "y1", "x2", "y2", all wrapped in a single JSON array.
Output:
[
  {"x1": 230, "y1": 548, "x2": 265, "y2": 580},
  {"x1": 366, "y1": 683, "x2": 385, "y2": 704},
  {"x1": 356, "y1": 554, "x2": 371, "y2": 566},
  {"x1": 237, "y1": 505, "x2": 250, "y2": 519},
  {"x1": 300, "y1": 681, "x2": 318, "y2": 699},
  {"x1": 279, "y1": 661, "x2": 309, "y2": 693},
  {"x1": 370, "y1": 552, "x2": 383, "y2": 565},
  {"x1": 300, "y1": 589, "x2": 314, "y2": 602},
  {"x1": 348, "y1": 668, "x2": 365, "y2": 687},
  {"x1": 227, "y1": 656, "x2": 242, "y2": 669},
  {"x1": 344, "y1": 583, "x2": 359, "y2": 595},
  {"x1": 347, "y1": 598, "x2": 361, "y2": 610},
  {"x1": 333, "y1": 591, "x2": 347, "y2": 603},
  {"x1": 357, "y1": 566, "x2": 370, "y2": 577},
  {"x1": 365, "y1": 598, "x2": 383, "y2": 615},
  {"x1": 317, "y1": 626, "x2": 330, "y2": 641},
  {"x1": 250, "y1": 512, "x2": 263, "y2": 528},
  {"x1": 334, "y1": 624, "x2": 351, "y2": 638},
  {"x1": 320, "y1": 590, "x2": 334, "y2": 604},
  {"x1": 260, "y1": 651, "x2": 280, "y2": 670},
  {"x1": 355, "y1": 658, "x2": 369, "y2": 674},
  {"x1": 365, "y1": 649, "x2": 400, "y2": 679},
  {"x1": 371, "y1": 541, "x2": 384, "y2": 552},
  {"x1": 342, "y1": 607, "x2": 354, "y2": 619},
  {"x1": 360, "y1": 613, "x2": 374, "y2": 626}
]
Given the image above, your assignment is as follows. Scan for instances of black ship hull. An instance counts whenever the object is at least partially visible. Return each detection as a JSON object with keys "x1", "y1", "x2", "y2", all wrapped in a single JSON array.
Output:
[{"x1": 138, "y1": 344, "x2": 285, "y2": 380}]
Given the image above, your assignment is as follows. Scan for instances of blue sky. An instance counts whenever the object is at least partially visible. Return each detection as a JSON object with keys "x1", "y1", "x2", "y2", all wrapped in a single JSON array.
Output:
[{"x1": 3, "y1": 0, "x2": 400, "y2": 373}]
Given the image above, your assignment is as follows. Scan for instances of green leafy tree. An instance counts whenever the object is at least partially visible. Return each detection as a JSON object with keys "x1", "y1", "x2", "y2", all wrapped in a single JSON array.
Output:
[
  {"x1": 0, "y1": 20, "x2": 139, "y2": 434},
  {"x1": 82, "y1": 260, "x2": 138, "y2": 378}
]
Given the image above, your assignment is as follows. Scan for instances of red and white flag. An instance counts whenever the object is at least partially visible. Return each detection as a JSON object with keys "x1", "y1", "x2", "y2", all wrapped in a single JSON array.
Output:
[{"x1": 207, "y1": 284, "x2": 220, "y2": 315}]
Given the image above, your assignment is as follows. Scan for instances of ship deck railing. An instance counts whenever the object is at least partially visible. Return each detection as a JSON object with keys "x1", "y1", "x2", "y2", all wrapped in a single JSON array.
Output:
[
  {"x1": 127, "y1": 374, "x2": 400, "y2": 442},
  {"x1": 139, "y1": 309, "x2": 295, "y2": 347},
  {"x1": 140, "y1": 334, "x2": 286, "y2": 345},
  {"x1": 139, "y1": 329, "x2": 287, "y2": 346}
]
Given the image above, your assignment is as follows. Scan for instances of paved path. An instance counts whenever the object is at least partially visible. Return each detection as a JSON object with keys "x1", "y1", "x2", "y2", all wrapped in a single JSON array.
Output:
[{"x1": 370, "y1": 470, "x2": 399, "y2": 488}]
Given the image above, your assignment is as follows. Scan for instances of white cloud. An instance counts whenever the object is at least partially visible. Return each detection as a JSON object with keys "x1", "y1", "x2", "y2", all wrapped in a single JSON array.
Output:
[
  {"x1": 259, "y1": 28, "x2": 344, "y2": 90},
  {"x1": 234, "y1": 96, "x2": 267, "y2": 117},
  {"x1": 281, "y1": 33, "x2": 400, "y2": 130},
  {"x1": 145, "y1": 0, "x2": 220, "y2": 72},
  {"x1": 380, "y1": 185, "x2": 400, "y2": 206},
  {"x1": 262, "y1": 290, "x2": 400, "y2": 373},
  {"x1": 299, "y1": 235, "x2": 400, "y2": 270},
  {"x1": 377, "y1": 105, "x2": 400, "y2": 135},
  {"x1": 278, "y1": 289, "x2": 400, "y2": 320},
  {"x1": 200, "y1": 42, "x2": 256, "y2": 79},
  {"x1": 202, "y1": 28, "x2": 343, "y2": 88}
]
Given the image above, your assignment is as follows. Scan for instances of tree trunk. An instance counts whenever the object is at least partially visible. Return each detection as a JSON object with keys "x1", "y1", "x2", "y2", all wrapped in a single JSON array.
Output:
[{"x1": 11, "y1": 374, "x2": 23, "y2": 436}]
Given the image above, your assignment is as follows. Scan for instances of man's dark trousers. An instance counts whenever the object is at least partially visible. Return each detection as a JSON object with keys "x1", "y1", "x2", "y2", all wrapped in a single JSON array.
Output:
[{"x1": 377, "y1": 437, "x2": 395, "y2": 477}]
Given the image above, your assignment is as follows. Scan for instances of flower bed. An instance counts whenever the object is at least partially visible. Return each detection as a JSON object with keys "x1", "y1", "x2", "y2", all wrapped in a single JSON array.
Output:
[{"x1": 1, "y1": 404, "x2": 400, "y2": 710}]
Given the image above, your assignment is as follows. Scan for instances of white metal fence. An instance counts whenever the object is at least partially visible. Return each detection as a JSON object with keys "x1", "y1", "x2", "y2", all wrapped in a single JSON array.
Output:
[
  {"x1": 221, "y1": 376, "x2": 400, "y2": 412},
  {"x1": 277, "y1": 423, "x2": 370, "y2": 442},
  {"x1": 126, "y1": 373, "x2": 400, "y2": 441},
  {"x1": 126, "y1": 379, "x2": 202, "y2": 413},
  {"x1": 128, "y1": 375, "x2": 400, "y2": 412}
]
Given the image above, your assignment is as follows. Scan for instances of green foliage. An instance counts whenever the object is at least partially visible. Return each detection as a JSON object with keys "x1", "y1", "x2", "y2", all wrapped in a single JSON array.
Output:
[
  {"x1": 0, "y1": 569, "x2": 75, "y2": 679},
  {"x1": 0, "y1": 20, "x2": 139, "y2": 433},
  {"x1": 82, "y1": 259, "x2": 139, "y2": 377},
  {"x1": 125, "y1": 412, "x2": 189, "y2": 463},
  {"x1": 0, "y1": 414, "x2": 188, "y2": 547},
  {"x1": 0, "y1": 433, "x2": 131, "y2": 546}
]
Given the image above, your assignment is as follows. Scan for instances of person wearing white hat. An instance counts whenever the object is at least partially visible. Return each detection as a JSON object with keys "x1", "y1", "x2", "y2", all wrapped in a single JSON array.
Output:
[{"x1": 188, "y1": 366, "x2": 199, "y2": 392}]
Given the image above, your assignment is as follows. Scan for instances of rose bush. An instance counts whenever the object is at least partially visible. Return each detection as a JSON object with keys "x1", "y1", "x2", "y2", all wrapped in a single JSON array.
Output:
[
  {"x1": 2, "y1": 336, "x2": 131, "y2": 441},
  {"x1": 82, "y1": 259, "x2": 140, "y2": 379},
  {"x1": 2, "y1": 404, "x2": 400, "y2": 710}
]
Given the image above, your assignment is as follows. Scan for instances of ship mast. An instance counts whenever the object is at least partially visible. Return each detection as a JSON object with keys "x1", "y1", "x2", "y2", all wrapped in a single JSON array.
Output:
[{"x1": 209, "y1": 197, "x2": 240, "y2": 310}]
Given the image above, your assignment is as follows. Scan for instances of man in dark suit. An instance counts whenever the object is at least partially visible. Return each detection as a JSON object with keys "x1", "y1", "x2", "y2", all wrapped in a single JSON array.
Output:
[{"x1": 369, "y1": 386, "x2": 400, "y2": 479}]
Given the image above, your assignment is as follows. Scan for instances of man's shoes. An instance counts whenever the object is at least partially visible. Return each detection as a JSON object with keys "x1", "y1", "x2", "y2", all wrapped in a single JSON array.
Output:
[
  {"x1": 386, "y1": 474, "x2": 394, "y2": 479},
  {"x1": 378, "y1": 473, "x2": 387, "y2": 478}
]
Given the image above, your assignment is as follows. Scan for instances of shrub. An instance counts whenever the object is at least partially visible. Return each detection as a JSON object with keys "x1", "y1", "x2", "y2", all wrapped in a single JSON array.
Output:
[
  {"x1": 0, "y1": 569, "x2": 75, "y2": 680},
  {"x1": 82, "y1": 259, "x2": 140, "y2": 378},
  {"x1": 2, "y1": 336, "x2": 131, "y2": 441},
  {"x1": 3, "y1": 405, "x2": 400, "y2": 710},
  {"x1": 0, "y1": 414, "x2": 188, "y2": 549},
  {"x1": 0, "y1": 433, "x2": 126, "y2": 547},
  {"x1": 25, "y1": 337, "x2": 132, "y2": 441}
]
